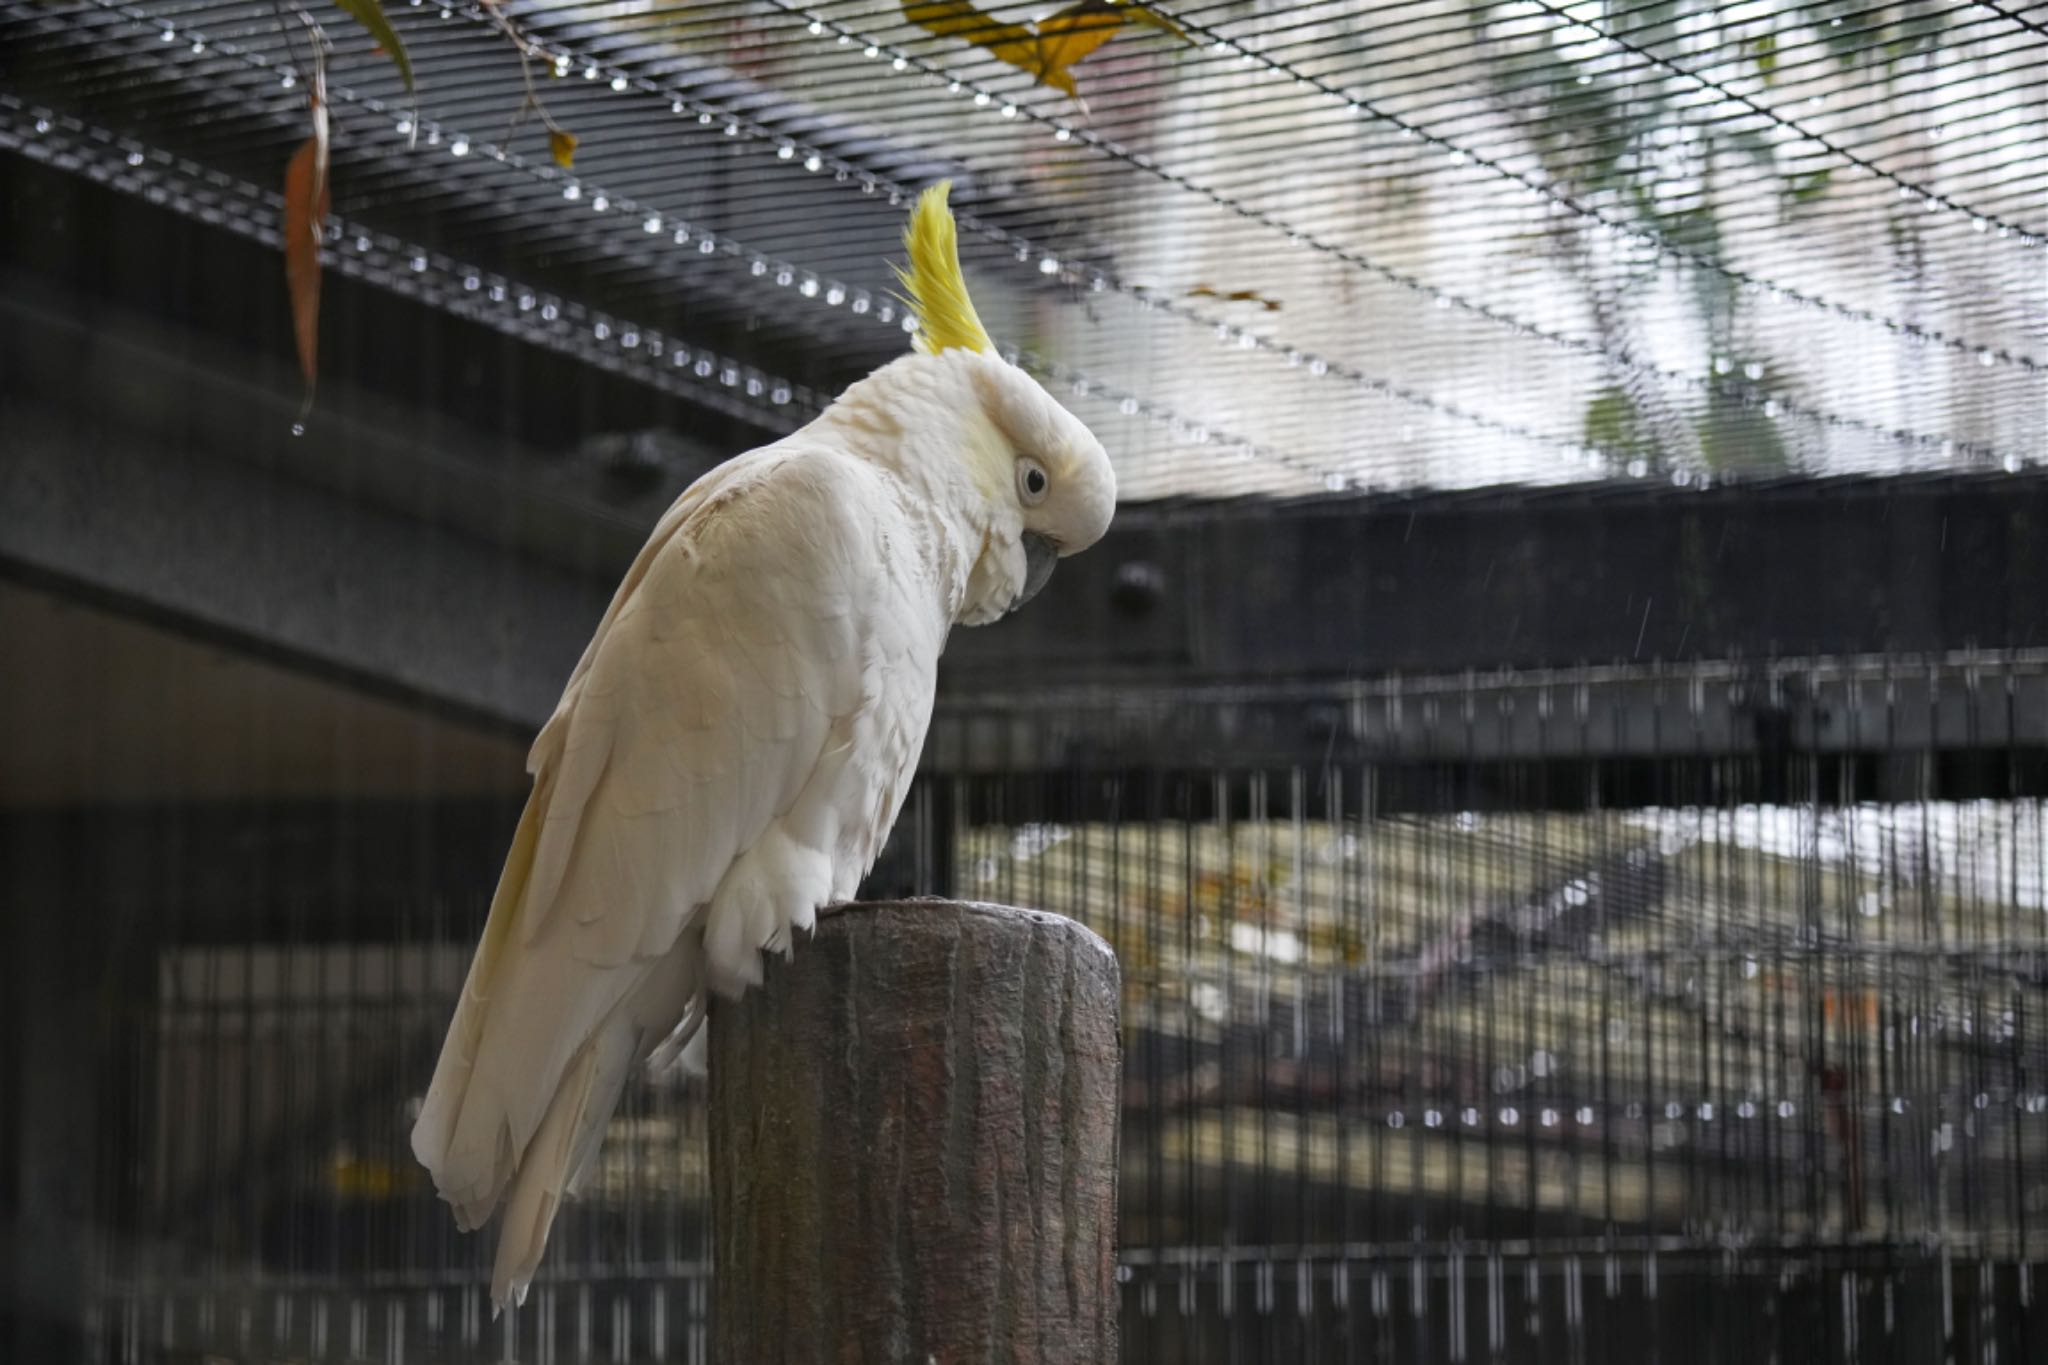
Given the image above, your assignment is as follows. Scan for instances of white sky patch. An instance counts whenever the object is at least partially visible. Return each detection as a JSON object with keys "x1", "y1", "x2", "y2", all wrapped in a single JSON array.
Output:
[
  {"x1": 1229, "y1": 922, "x2": 1306, "y2": 965},
  {"x1": 1626, "y1": 802, "x2": 2047, "y2": 910}
]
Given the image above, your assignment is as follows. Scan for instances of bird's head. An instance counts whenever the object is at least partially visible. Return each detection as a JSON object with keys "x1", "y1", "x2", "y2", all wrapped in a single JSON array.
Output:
[{"x1": 875, "y1": 181, "x2": 1117, "y2": 624}]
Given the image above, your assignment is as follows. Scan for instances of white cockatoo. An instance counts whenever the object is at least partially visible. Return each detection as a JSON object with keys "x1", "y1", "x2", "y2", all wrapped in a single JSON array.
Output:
[{"x1": 410, "y1": 182, "x2": 1117, "y2": 1310}]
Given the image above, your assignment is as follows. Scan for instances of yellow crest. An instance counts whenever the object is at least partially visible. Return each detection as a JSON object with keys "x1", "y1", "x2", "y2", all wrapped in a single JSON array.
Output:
[{"x1": 894, "y1": 181, "x2": 997, "y2": 357}]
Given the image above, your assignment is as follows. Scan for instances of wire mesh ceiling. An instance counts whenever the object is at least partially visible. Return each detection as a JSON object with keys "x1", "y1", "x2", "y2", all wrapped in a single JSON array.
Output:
[{"x1": 3, "y1": 0, "x2": 2042, "y2": 498}]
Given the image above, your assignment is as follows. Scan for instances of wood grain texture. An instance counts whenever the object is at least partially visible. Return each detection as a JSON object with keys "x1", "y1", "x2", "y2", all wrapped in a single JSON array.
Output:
[{"x1": 710, "y1": 899, "x2": 1121, "y2": 1364}]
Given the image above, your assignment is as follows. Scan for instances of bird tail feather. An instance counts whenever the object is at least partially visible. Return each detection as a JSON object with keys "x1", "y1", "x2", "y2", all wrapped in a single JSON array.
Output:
[
  {"x1": 488, "y1": 1015, "x2": 638, "y2": 1311},
  {"x1": 411, "y1": 781, "x2": 548, "y2": 1225},
  {"x1": 411, "y1": 771, "x2": 704, "y2": 1313}
]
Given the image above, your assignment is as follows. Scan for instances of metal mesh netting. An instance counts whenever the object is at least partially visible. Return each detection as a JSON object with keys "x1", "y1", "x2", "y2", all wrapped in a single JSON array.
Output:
[
  {"x1": 7, "y1": 2, "x2": 2048, "y2": 1360},
  {"x1": 2, "y1": 0, "x2": 2043, "y2": 498},
  {"x1": 72, "y1": 657, "x2": 2048, "y2": 1363}
]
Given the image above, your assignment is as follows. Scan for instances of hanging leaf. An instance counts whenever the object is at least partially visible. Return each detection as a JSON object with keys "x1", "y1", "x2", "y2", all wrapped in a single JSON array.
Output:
[
  {"x1": 549, "y1": 127, "x2": 578, "y2": 168},
  {"x1": 1005, "y1": 4, "x2": 1124, "y2": 96},
  {"x1": 329, "y1": 0, "x2": 413, "y2": 98},
  {"x1": 283, "y1": 74, "x2": 331, "y2": 423},
  {"x1": 905, "y1": 0, "x2": 1190, "y2": 100},
  {"x1": 1107, "y1": 2, "x2": 1187, "y2": 41},
  {"x1": 903, "y1": 0, "x2": 1034, "y2": 50}
]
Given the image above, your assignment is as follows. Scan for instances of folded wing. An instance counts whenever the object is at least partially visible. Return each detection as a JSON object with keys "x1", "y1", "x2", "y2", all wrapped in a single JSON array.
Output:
[{"x1": 410, "y1": 443, "x2": 942, "y2": 1306}]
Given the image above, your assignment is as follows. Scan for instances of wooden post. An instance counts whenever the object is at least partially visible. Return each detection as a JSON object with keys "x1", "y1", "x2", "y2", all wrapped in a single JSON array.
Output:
[{"x1": 709, "y1": 899, "x2": 1121, "y2": 1363}]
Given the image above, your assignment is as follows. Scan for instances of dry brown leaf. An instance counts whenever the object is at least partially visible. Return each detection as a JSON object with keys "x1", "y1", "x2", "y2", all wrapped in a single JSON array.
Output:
[
  {"x1": 905, "y1": 0, "x2": 1190, "y2": 100},
  {"x1": 283, "y1": 71, "x2": 330, "y2": 423},
  {"x1": 283, "y1": 141, "x2": 330, "y2": 416},
  {"x1": 549, "y1": 127, "x2": 578, "y2": 168},
  {"x1": 1188, "y1": 283, "x2": 1283, "y2": 312}
]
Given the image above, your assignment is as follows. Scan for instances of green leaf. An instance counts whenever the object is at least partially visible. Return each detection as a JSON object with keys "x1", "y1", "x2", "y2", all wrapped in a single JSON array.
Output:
[
  {"x1": 330, "y1": 0, "x2": 414, "y2": 97},
  {"x1": 1747, "y1": 30, "x2": 1777, "y2": 83},
  {"x1": 1696, "y1": 385, "x2": 1790, "y2": 474},
  {"x1": 1785, "y1": 168, "x2": 1834, "y2": 207},
  {"x1": 1583, "y1": 386, "x2": 1654, "y2": 461}
]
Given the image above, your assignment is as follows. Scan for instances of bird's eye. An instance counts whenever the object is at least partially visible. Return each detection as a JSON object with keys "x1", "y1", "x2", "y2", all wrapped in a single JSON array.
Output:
[{"x1": 1016, "y1": 456, "x2": 1050, "y2": 506}]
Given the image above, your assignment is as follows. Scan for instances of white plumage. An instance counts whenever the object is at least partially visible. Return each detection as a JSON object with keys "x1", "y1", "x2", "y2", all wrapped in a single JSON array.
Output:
[{"x1": 410, "y1": 186, "x2": 1117, "y2": 1310}]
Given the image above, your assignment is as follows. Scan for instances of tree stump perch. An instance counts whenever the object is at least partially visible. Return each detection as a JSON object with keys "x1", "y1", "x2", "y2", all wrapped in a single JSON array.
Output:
[{"x1": 709, "y1": 899, "x2": 1122, "y2": 1363}]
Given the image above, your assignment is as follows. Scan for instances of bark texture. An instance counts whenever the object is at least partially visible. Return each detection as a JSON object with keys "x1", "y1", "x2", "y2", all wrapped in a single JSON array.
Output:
[{"x1": 709, "y1": 899, "x2": 1121, "y2": 1364}]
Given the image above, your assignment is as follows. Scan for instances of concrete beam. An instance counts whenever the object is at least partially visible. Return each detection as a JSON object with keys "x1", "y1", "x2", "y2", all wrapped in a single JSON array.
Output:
[
  {"x1": 1, "y1": 293, "x2": 621, "y2": 733},
  {"x1": 945, "y1": 473, "x2": 2048, "y2": 685}
]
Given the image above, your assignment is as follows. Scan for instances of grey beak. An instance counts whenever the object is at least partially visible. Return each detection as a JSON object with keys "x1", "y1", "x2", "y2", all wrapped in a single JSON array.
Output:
[{"x1": 1011, "y1": 532, "x2": 1060, "y2": 613}]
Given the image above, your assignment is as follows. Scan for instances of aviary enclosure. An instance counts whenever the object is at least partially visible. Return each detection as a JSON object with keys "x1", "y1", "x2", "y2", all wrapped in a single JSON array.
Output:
[{"x1": 1, "y1": 1, "x2": 2042, "y2": 1363}]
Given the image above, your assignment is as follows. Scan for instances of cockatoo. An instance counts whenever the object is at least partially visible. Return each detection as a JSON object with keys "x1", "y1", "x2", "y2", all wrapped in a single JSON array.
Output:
[{"x1": 410, "y1": 182, "x2": 1116, "y2": 1310}]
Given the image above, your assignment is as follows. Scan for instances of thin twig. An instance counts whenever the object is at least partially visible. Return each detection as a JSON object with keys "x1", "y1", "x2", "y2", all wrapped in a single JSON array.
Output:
[{"x1": 478, "y1": 2, "x2": 567, "y2": 140}]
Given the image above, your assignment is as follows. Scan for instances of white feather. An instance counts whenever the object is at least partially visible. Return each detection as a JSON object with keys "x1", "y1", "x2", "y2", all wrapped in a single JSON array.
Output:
[
  {"x1": 410, "y1": 345, "x2": 1118, "y2": 1313},
  {"x1": 411, "y1": 439, "x2": 946, "y2": 1307}
]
